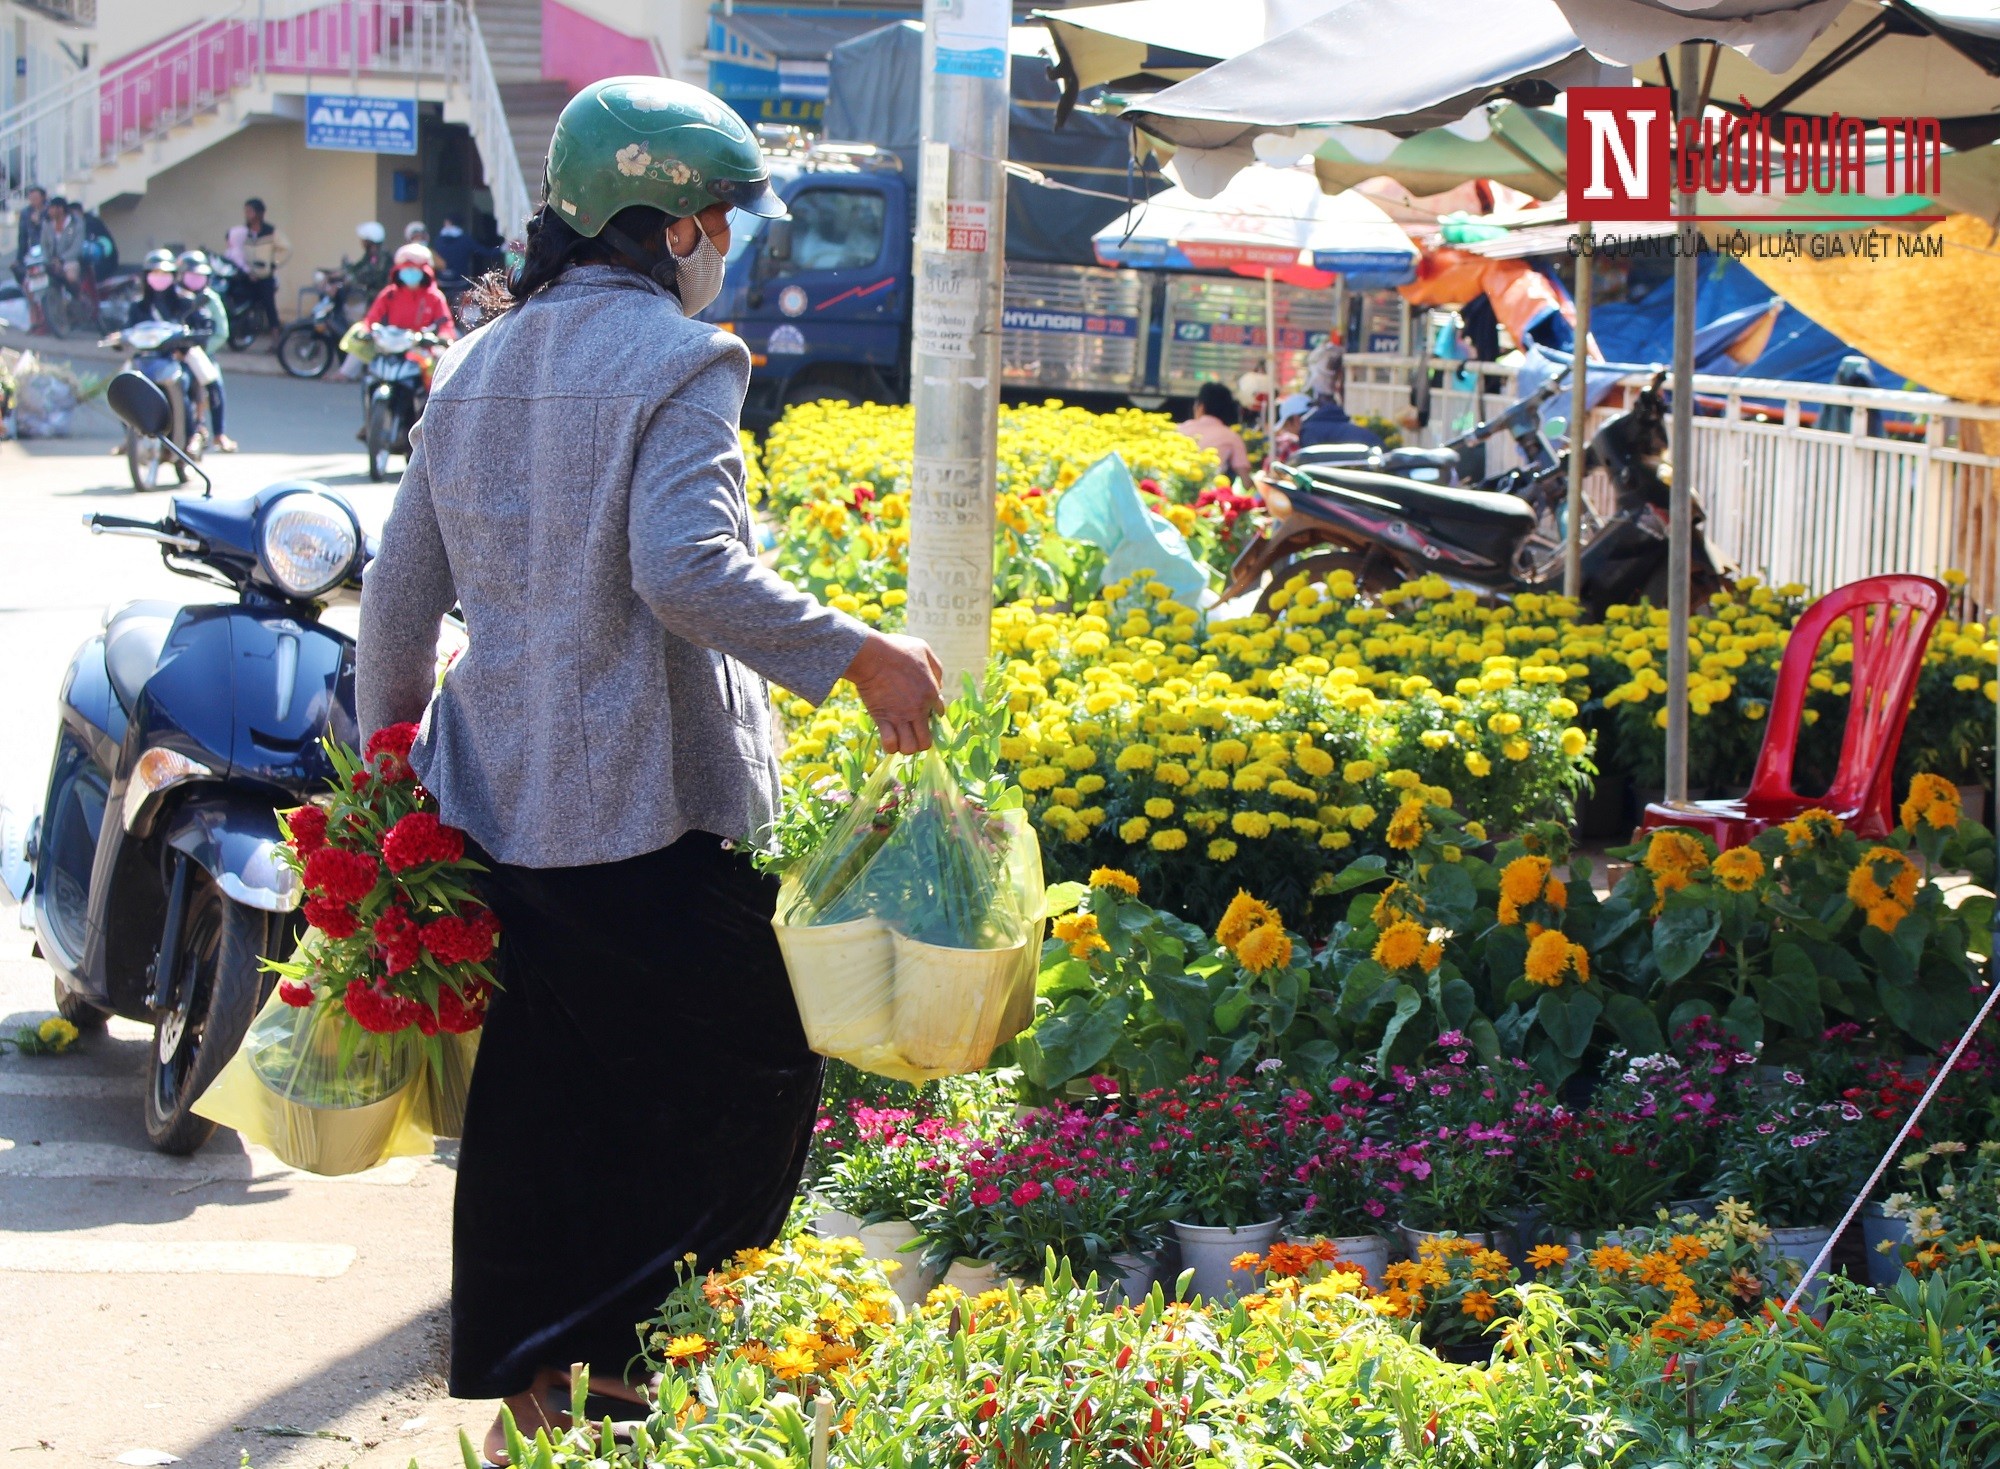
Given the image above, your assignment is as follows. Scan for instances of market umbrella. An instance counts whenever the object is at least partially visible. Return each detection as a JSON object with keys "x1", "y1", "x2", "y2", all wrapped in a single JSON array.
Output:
[{"x1": 1305, "y1": 103, "x2": 1570, "y2": 200}]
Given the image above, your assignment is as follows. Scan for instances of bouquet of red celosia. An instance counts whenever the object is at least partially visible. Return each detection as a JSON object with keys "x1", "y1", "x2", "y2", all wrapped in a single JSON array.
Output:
[{"x1": 270, "y1": 722, "x2": 497, "y2": 1036}]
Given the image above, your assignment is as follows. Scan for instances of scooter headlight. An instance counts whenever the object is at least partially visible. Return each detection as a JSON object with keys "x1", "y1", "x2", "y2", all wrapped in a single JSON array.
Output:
[{"x1": 259, "y1": 490, "x2": 360, "y2": 599}]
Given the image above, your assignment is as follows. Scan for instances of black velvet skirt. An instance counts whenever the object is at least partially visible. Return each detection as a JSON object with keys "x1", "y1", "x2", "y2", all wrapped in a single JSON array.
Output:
[{"x1": 449, "y1": 831, "x2": 823, "y2": 1399}]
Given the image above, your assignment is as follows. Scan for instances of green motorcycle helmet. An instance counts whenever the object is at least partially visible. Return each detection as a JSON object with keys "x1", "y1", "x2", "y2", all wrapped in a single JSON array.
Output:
[{"x1": 543, "y1": 77, "x2": 787, "y2": 234}]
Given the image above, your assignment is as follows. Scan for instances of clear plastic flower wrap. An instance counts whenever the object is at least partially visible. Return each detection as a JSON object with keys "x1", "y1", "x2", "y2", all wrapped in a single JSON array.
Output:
[{"x1": 772, "y1": 746, "x2": 1044, "y2": 1082}]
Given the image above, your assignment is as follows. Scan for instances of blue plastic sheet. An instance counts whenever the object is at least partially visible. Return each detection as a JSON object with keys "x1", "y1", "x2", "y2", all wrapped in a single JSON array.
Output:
[{"x1": 1054, "y1": 453, "x2": 1211, "y2": 607}]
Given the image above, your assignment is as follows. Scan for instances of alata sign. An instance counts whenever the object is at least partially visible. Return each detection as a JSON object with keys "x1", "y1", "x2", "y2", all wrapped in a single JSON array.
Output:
[
  {"x1": 305, "y1": 94, "x2": 417, "y2": 156},
  {"x1": 1566, "y1": 87, "x2": 1942, "y2": 223}
]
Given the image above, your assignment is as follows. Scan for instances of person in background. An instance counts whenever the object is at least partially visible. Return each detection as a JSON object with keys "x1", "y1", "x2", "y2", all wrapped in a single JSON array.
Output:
[
  {"x1": 1296, "y1": 341, "x2": 1383, "y2": 450},
  {"x1": 345, "y1": 220, "x2": 391, "y2": 300},
  {"x1": 115, "y1": 250, "x2": 217, "y2": 443},
  {"x1": 33, "y1": 196, "x2": 89, "y2": 332},
  {"x1": 1178, "y1": 380, "x2": 1252, "y2": 479},
  {"x1": 431, "y1": 212, "x2": 476, "y2": 296},
  {"x1": 1272, "y1": 391, "x2": 1312, "y2": 466},
  {"x1": 222, "y1": 224, "x2": 252, "y2": 272},
  {"x1": 14, "y1": 186, "x2": 47, "y2": 270},
  {"x1": 80, "y1": 204, "x2": 118, "y2": 281},
  {"x1": 403, "y1": 219, "x2": 431, "y2": 249},
  {"x1": 240, "y1": 197, "x2": 291, "y2": 338},
  {"x1": 336, "y1": 244, "x2": 457, "y2": 433},
  {"x1": 176, "y1": 250, "x2": 236, "y2": 452}
]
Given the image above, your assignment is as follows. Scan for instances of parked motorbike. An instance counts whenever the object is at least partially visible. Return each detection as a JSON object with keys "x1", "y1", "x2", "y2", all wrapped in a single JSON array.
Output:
[
  {"x1": 277, "y1": 268, "x2": 353, "y2": 379},
  {"x1": 361, "y1": 324, "x2": 443, "y2": 482},
  {"x1": 211, "y1": 255, "x2": 276, "y2": 350},
  {"x1": 1223, "y1": 372, "x2": 1725, "y2": 615},
  {"x1": 20, "y1": 243, "x2": 98, "y2": 338},
  {"x1": 100, "y1": 321, "x2": 208, "y2": 491},
  {"x1": 0, "y1": 370, "x2": 366, "y2": 1152}
]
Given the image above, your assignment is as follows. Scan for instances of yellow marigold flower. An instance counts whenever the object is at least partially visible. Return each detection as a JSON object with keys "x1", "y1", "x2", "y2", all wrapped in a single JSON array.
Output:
[
  {"x1": 1018, "y1": 765, "x2": 1065, "y2": 792},
  {"x1": 1210, "y1": 738, "x2": 1249, "y2": 767},
  {"x1": 1053, "y1": 912, "x2": 1110, "y2": 960},
  {"x1": 1236, "y1": 923, "x2": 1293, "y2": 974},
  {"x1": 1373, "y1": 919, "x2": 1428, "y2": 971},
  {"x1": 1062, "y1": 744, "x2": 1098, "y2": 770},
  {"x1": 1232, "y1": 810, "x2": 1271, "y2": 839},
  {"x1": 1487, "y1": 711, "x2": 1523, "y2": 736},
  {"x1": 1075, "y1": 774, "x2": 1107, "y2": 796},
  {"x1": 1559, "y1": 727, "x2": 1589, "y2": 757},
  {"x1": 1464, "y1": 751, "x2": 1492, "y2": 778},
  {"x1": 1502, "y1": 737, "x2": 1531, "y2": 762},
  {"x1": 1208, "y1": 838, "x2": 1239, "y2": 862},
  {"x1": 1114, "y1": 743, "x2": 1158, "y2": 772},
  {"x1": 1465, "y1": 820, "x2": 1487, "y2": 843},
  {"x1": 1385, "y1": 800, "x2": 1429, "y2": 851},
  {"x1": 1294, "y1": 743, "x2": 1335, "y2": 778},
  {"x1": 1901, "y1": 772, "x2": 1962, "y2": 832},
  {"x1": 770, "y1": 1345, "x2": 818, "y2": 1379},
  {"x1": 1712, "y1": 847, "x2": 1765, "y2": 893},
  {"x1": 1385, "y1": 768, "x2": 1422, "y2": 790},
  {"x1": 1155, "y1": 760, "x2": 1191, "y2": 787},
  {"x1": 1143, "y1": 797, "x2": 1176, "y2": 820},
  {"x1": 36, "y1": 1016, "x2": 79, "y2": 1052},
  {"x1": 1319, "y1": 830, "x2": 1352, "y2": 850},
  {"x1": 1089, "y1": 867, "x2": 1140, "y2": 896},
  {"x1": 1147, "y1": 827, "x2": 1186, "y2": 852},
  {"x1": 1347, "y1": 804, "x2": 1377, "y2": 829},
  {"x1": 1119, "y1": 816, "x2": 1151, "y2": 844},
  {"x1": 1342, "y1": 759, "x2": 1376, "y2": 783}
]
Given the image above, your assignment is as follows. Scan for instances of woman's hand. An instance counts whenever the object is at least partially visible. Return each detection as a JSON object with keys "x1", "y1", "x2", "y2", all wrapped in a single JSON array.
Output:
[{"x1": 842, "y1": 631, "x2": 944, "y2": 755}]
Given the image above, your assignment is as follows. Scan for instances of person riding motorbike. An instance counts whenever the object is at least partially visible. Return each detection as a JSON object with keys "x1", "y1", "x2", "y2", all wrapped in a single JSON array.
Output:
[
  {"x1": 345, "y1": 220, "x2": 390, "y2": 298},
  {"x1": 114, "y1": 248, "x2": 221, "y2": 448},
  {"x1": 32, "y1": 196, "x2": 90, "y2": 331},
  {"x1": 1296, "y1": 342, "x2": 1383, "y2": 451},
  {"x1": 338, "y1": 243, "x2": 457, "y2": 434},
  {"x1": 176, "y1": 250, "x2": 237, "y2": 452}
]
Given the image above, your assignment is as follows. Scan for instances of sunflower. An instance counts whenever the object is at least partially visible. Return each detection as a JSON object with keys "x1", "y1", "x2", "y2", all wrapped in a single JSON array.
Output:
[
  {"x1": 1372, "y1": 919, "x2": 1428, "y2": 971},
  {"x1": 1497, "y1": 855, "x2": 1552, "y2": 925},
  {"x1": 1901, "y1": 773, "x2": 1962, "y2": 833},
  {"x1": 1089, "y1": 867, "x2": 1141, "y2": 896},
  {"x1": 1524, "y1": 928, "x2": 1584, "y2": 987},
  {"x1": 1847, "y1": 846, "x2": 1920, "y2": 930},
  {"x1": 1384, "y1": 799, "x2": 1429, "y2": 851},
  {"x1": 1216, "y1": 890, "x2": 1283, "y2": 950},
  {"x1": 1712, "y1": 846, "x2": 1765, "y2": 893},
  {"x1": 1780, "y1": 807, "x2": 1844, "y2": 849},
  {"x1": 1236, "y1": 922, "x2": 1293, "y2": 974},
  {"x1": 1053, "y1": 911, "x2": 1110, "y2": 959},
  {"x1": 1372, "y1": 880, "x2": 1423, "y2": 927}
]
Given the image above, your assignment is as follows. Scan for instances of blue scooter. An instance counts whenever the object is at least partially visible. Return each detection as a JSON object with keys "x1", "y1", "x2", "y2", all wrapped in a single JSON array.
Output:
[{"x1": 0, "y1": 371, "x2": 367, "y2": 1152}]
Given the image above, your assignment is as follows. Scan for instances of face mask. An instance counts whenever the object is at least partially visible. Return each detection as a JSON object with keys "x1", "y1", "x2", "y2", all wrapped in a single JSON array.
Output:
[
  {"x1": 658, "y1": 221, "x2": 725, "y2": 316},
  {"x1": 397, "y1": 267, "x2": 426, "y2": 287},
  {"x1": 180, "y1": 272, "x2": 209, "y2": 292},
  {"x1": 146, "y1": 271, "x2": 175, "y2": 292}
]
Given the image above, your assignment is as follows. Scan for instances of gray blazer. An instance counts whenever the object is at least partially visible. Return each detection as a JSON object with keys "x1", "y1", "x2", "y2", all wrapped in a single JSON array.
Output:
[{"x1": 356, "y1": 263, "x2": 868, "y2": 868}]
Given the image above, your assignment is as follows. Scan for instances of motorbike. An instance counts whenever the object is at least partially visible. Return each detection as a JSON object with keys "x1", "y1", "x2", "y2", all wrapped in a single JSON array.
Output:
[
  {"x1": 211, "y1": 255, "x2": 276, "y2": 350},
  {"x1": 101, "y1": 320, "x2": 208, "y2": 491},
  {"x1": 362, "y1": 324, "x2": 443, "y2": 482},
  {"x1": 277, "y1": 268, "x2": 353, "y2": 379},
  {"x1": 0, "y1": 369, "x2": 366, "y2": 1153},
  {"x1": 1222, "y1": 371, "x2": 1726, "y2": 616},
  {"x1": 20, "y1": 243, "x2": 98, "y2": 338}
]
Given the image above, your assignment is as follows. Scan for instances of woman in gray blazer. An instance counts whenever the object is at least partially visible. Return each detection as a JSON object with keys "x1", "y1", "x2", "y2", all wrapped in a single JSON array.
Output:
[{"x1": 356, "y1": 77, "x2": 941, "y2": 1462}]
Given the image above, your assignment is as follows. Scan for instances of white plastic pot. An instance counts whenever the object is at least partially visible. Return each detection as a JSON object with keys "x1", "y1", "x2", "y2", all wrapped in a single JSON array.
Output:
[
  {"x1": 1172, "y1": 1219, "x2": 1281, "y2": 1301},
  {"x1": 1861, "y1": 1205, "x2": 1911, "y2": 1288},
  {"x1": 1765, "y1": 1224, "x2": 1836, "y2": 1309},
  {"x1": 890, "y1": 932, "x2": 1027, "y2": 1074},
  {"x1": 1286, "y1": 1233, "x2": 1393, "y2": 1290},
  {"x1": 774, "y1": 915, "x2": 895, "y2": 1057},
  {"x1": 940, "y1": 1257, "x2": 1003, "y2": 1295},
  {"x1": 856, "y1": 1219, "x2": 939, "y2": 1307},
  {"x1": 1103, "y1": 1251, "x2": 1158, "y2": 1305},
  {"x1": 813, "y1": 1200, "x2": 864, "y2": 1240}
]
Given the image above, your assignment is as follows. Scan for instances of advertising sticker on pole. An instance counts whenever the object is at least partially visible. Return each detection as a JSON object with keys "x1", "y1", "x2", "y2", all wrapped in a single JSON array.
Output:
[
  {"x1": 932, "y1": 0, "x2": 1008, "y2": 78},
  {"x1": 306, "y1": 94, "x2": 419, "y2": 155}
]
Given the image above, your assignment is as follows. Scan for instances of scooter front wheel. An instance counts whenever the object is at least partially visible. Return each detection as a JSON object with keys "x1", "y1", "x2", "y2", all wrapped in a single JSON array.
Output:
[
  {"x1": 144, "y1": 873, "x2": 272, "y2": 1155},
  {"x1": 126, "y1": 431, "x2": 162, "y2": 492},
  {"x1": 278, "y1": 324, "x2": 334, "y2": 378},
  {"x1": 53, "y1": 977, "x2": 109, "y2": 1032}
]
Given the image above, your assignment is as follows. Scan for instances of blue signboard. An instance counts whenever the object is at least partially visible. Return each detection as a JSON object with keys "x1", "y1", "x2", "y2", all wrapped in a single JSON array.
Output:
[{"x1": 305, "y1": 93, "x2": 418, "y2": 156}]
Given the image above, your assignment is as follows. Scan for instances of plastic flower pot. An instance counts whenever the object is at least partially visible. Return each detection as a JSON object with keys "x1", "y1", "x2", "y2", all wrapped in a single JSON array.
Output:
[
  {"x1": 889, "y1": 932, "x2": 1026, "y2": 1074},
  {"x1": 414, "y1": 1028, "x2": 479, "y2": 1140},
  {"x1": 1557, "y1": 1226, "x2": 1649, "y2": 1254},
  {"x1": 1398, "y1": 1222, "x2": 1523, "y2": 1265},
  {"x1": 813, "y1": 1200, "x2": 865, "y2": 1240},
  {"x1": 856, "y1": 1219, "x2": 939, "y2": 1307},
  {"x1": 1285, "y1": 1232, "x2": 1392, "y2": 1289},
  {"x1": 1764, "y1": 1223, "x2": 1835, "y2": 1310},
  {"x1": 941, "y1": 1257, "x2": 1002, "y2": 1294},
  {"x1": 1102, "y1": 1251, "x2": 1158, "y2": 1305},
  {"x1": 773, "y1": 915, "x2": 895, "y2": 1057},
  {"x1": 244, "y1": 1073, "x2": 420, "y2": 1176},
  {"x1": 1861, "y1": 1205, "x2": 1911, "y2": 1288},
  {"x1": 1172, "y1": 1219, "x2": 1280, "y2": 1301}
]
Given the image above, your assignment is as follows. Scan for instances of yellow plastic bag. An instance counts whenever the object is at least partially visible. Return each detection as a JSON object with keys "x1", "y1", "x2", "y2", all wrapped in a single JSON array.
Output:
[{"x1": 773, "y1": 750, "x2": 1045, "y2": 1083}]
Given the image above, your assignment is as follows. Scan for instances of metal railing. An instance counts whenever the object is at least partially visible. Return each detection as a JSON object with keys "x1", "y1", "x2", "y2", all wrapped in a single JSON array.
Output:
[
  {"x1": 1345, "y1": 353, "x2": 2000, "y2": 615},
  {"x1": 2, "y1": 0, "x2": 529, "y2": 239}
]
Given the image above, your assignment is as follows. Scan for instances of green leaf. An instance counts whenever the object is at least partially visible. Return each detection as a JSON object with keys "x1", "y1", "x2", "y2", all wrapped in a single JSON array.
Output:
[
  {"x1": 1146, "y1": 970, "x2": 1214, "y2": 1035},
  {"x1": 1024, "y1": 996, "x2": 1129, "y2": 1088},
  {"x1": 1720, "y1": 993, "x2": 1765, "y2": 1051},
  {"x1": 1602, "y1": 992, "x2": 1668, "y2": 1055},
  {"x1": 1860, "y1": 923, "x2": 1916, "y2": 987},
  {"x1": 1374, "y1": 983, "x2": 1424, "y2": 1071},
  {"x1": 1536, "y1": 986, "x2": 1603, "y2": 1059},
  {"x1": 1212, "y1": 984, "x2": 1253, "y2": 1035},
  {"x1": 1423, "y1": 861, "x2": 1478, "y2": 932},
  {"x1": 1041, "y1": 882, "x2": 1088, "y2": 918},
  {"x1": 1652, "y1": 900, "x2": 1722, "y2": 983},
  {"x1": 1464, "y1": 1014, "x2": 1503, "y2": 1063},
  {"x1": 1439, "y1": 976, "x2": 1478, "y2": 1029},
  {"x1": 1317, "y1": 854, "x2": 1389, "y2": 898},
  {"x1": 1755, "y1": 944, "x2": 1825, "y2": 1036}
]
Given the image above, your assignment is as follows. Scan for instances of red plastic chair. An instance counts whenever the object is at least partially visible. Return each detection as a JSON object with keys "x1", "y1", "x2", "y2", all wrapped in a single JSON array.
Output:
[{"x1": 1640, "y1": 574, "x2": 1947, "y2": 849}]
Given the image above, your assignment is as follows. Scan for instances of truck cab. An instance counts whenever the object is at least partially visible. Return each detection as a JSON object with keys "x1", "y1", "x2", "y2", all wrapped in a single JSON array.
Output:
[{"x1": 708, "y1": 149, "x2": 913, "y2": 420}]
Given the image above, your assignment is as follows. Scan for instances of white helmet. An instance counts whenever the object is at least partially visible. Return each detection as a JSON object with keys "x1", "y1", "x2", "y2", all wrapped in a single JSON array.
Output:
[{"x1": 357, "y1": 220, "x2": 386, "y2": 244}]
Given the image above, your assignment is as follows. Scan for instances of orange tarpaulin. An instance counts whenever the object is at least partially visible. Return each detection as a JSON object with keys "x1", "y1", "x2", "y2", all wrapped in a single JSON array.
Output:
[
  {"x1": 1397, "y1": 248, "x2": 1581, "y2": 354},
  {"x1": 1738, "y1": 214, "x2": 2000, "y2": 407}
]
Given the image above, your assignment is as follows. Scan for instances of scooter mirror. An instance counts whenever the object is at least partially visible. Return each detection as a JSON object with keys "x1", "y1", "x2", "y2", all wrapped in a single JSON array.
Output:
[{"x1": 107, "y1": 370, "x2": 172, "y2": 437}]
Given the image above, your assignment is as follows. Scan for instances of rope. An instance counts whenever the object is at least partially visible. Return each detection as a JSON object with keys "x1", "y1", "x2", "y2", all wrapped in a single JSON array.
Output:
[{"x1": 1781, "y1": 967, "x2": 2000, "y2": 1313}]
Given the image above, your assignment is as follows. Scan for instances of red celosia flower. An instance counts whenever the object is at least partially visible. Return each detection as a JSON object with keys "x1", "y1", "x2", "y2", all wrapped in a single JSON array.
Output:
[
  {"x1": 277, "y1": 978, "x2": 315, "y2": 1007},
  {"x1": 420, "y1": 907, "x2": 499, "y2": 965},
  {"x1": 373, "y1": 905, "x2": 422, "y2": 975},
  {"x1": 303, "y1": 846, "x2": 378, "y2": 904},
  {"x1": 364, "y1": 722, "x2": 420, "y2": 783},
  {"x1": 286, "y1": 804, "x2": 328, "y2": 856},
  {"x1": 342, "y1": 979, "x2": 423, "y2": 1034},
  {"x1": 302, "y1": 894, "x2": 360, "y2": 940},
  {"x1": 436, "y1": 978, "x2": 488, "y2": 1034},
  {"x1": 381, "y1": 811, "x2": 465, "y2": 872}
]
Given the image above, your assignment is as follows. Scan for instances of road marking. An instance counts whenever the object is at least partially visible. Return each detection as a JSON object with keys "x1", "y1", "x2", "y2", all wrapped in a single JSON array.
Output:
[
  {"x1": 0, "y1": 1238, "x2": 356, "y2": 1277},
  {"x1": 0, "y1": 1072, "x2": 144, "y2": 1099},
  {"x1": 0, "y1": 1139, "x2": 428, "y2": 1186}
]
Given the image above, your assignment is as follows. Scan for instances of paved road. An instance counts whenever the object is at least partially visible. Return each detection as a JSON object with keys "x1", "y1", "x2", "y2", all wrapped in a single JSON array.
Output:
[{"x1": 0, "y1": 369, "x2": 500, "y2": 1467}]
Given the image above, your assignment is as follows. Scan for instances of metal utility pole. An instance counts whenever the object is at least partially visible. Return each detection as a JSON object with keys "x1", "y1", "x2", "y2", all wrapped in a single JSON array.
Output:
[
  {"x1": 1563, "y1": 220, "x2": 1592, "y2": 600},
  {"x1": 905, "y1": 0, "x2": 1010, "y2": 690},
  {"x1": 1664, "y1": 41, "x2": 1706, "y2": 808}
]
